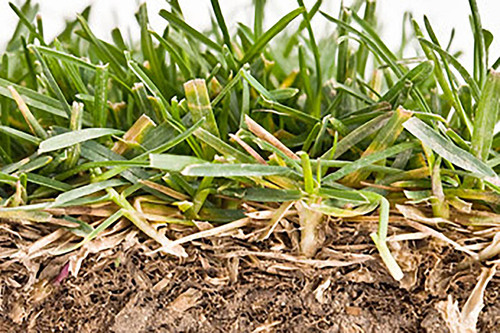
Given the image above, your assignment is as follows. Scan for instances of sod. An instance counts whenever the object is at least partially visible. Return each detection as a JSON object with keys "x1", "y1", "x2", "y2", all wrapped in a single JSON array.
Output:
[{"x1": 0, "y1": 0, "x2": 499, "y2": 331}]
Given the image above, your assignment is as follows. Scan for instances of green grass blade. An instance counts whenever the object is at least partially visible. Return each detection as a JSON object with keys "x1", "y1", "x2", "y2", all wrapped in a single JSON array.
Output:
[
  {"x1": 90, "y1": 119, "x2": 204, "y2": 183},
  {"x1": 322, "y1": 141, "x2": 418, "y2": 184},
  {"x1": 430, "y1": 156, "x2": 449, "y2": 218},
  {"x1": 55, "y1": 210, "x2": 123, "y2": 255},
  {"x1": 468, "y1": 0, "x2": 486, "y2": 86},
  {"x1": 0, "y1": 126, "x2": 41, "y2": 145},
  {"x1": 149, "y1": 30, "x2": 193, "y2": 79},
  {"x1": 159, "y1": 9, "x2": 223, "y2": 52},
  {"x1": 194, "y1": 128, "x2": 254, "y2": 163},
  {"x1": 149, "y1": 154, "x2": 206, "y2": 171},
  {"x1": 38, "y1": 128, "x2": 124, "y2": 154},
  {"x1": 211, "y1": 70, "x2": 242, "y2": 107},
  {"x1": 29, "y1": 46, "x2": 72, "y2": 117},
  {"x1": 368, "y1": 194, "x2": 404, "y2": 281},
  {"x1": 253, "y1": 0, "x2": 265, "y2": 37},
  {"x1": 297, "y1": 0, "x2": 322, "y2": 117},
  {"x1": 357, "y1": 0, "x2": 376, "y2": 76},
  {"x1": 240, "y1": 69, "x2": 273, "y2": 100},
  {"x1": 336, "y1": 6, "x2": 350, "y2": 84},
  {"x1": 127, "y1": 59, "x2": 169, "y2": 109},
  {"x1": 64, "y1": 102, "x2": 84, "y2": 168},
  {"x1": 314, "y1": 201, "x2": 378, "y2": 217},
  {"x1": 8, "y1": 2, "x2": 45, "y2": 45},
  {"x1": 240, "y1": 7, "x2": 305, "y2": 64},
  {"x1": 418, "y1": 38, "x2": 480, "y2": 101},
  {"x1": 222, "y1": 187, "x2": 302, "y2": 202},
  {"x1": 93, "y1": 64, "x2": 110, "y2": 128},
  {"x1": 18, "y1": 155, "x2": 52, "y2": 173},
  {"x1": 26, "y1": 173, "x2": 72, "y2": 192},
  {"x1": 182, "y1": 163, "x2": 292, "y2": 178},
  {"x1": 136, "y1": 3, "x2": 167, "y2": 95},
  {"x1": 77, "y1": 15, "x2": 126, "y2": 77},
  {"x1": 322, "y1": 9, "x2": 400, "y2": 75},
  {"x1": 52, "y1": 179, "x2": 127, "y2": 207},
  {"x1": 343, "y1": 108, "x2": 413, "y2": 185},
  {"x1": 323, "y1": 113, "x2": 390, "y2": 159},
  {"x1": 6, "y1": 1, "x2": 38, "y2": 51},
  {"x1": 403, "y1": 117, "x2": 497, "y2": 179},
  {"x1": 298, "y1": 151, "x2": 315, "y2": 194},
  {"x1": 210, "y1": 0, "x2": 232, "y2": 53},
  {"x1": 380, "y1": 60, "x2": 433, "y2": 103},
  {"x1": 471, "y1": 70, "x2": 500, "y2": 161}
]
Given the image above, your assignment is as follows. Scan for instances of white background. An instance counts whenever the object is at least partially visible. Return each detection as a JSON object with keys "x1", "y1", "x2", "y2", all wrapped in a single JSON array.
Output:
[{"x1": 1, "y1": 0, "x2": 500, "y2": 71}]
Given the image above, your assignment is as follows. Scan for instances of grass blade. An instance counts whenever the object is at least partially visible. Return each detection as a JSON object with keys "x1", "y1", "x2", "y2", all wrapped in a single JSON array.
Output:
[
  {"x1": 53, "y1": 179, "x2": 127, "y2": 206},
  {"x1": 210, "y1": 0, "x2": 232, "y2": 53},
  {"x1": 38, "y1": 128, "x2": 124, "y2": 154},
  {"x1": 468, "y1": 0, "x2": 486, "y2": 86},
  {"x1": 323, "y1": 141, "x2": 418, "y2": 184},
  {"x1": 418, "y1": 38, "x2": 480, "y2": 101},
  {"x1": 93, "y1": 64, "x2": 110, "y2": 128},
  {"x1": 0, "y1": 78, "x2": 68, "y2": 119},
  {"x1": 403, "y1": 117, "x2": 497, "y2": 179},
  {"x1": 240, "y1": 7, "x2": 305, "y2": 64},
  {"x1": 184, "y1": 79, "x2": 220, "y2": 138},
  {"x1": 182, "y1": 163, "x2": 292, "y2": 178},
  {"x1": 0, "y1": 126, "x2": 41, "y2": 145},
  {"x1": 149, "y1": 154, "x2": 206, "y2": 171},
  {"x1": 8, "y1": 86, "x2": 48, "y2": 139},
  {"x1": 194, "y1": 128, "x2": 254, "y2": 163},
  {"x1": 342, "y1": 107, "x2": 413, "y2": 185},
  {"x1": 159, "y1": 9, "x2": 223, "y2": 52},
  {"x1": 471, "y1": 70, "x2": 500, "y2": 161}
]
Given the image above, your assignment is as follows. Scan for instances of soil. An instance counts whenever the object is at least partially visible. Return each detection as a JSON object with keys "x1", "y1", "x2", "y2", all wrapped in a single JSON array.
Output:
[{"x1": 1, "y1": 217, "x2": 499, "y2": 333}]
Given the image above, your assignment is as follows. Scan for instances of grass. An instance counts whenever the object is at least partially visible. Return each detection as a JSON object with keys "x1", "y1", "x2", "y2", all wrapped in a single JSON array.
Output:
[{"x1": 0, "y1": 0, "x2": 499, "y2": 286}]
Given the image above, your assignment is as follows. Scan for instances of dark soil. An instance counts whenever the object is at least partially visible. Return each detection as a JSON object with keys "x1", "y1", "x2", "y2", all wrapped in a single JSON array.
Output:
[{"x1": 1, "y1": 219, "x2": 499, "y2": 333}]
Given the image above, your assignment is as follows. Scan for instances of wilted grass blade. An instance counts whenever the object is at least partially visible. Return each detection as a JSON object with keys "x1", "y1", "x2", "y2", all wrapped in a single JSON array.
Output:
[
  {"x1": 184, "y1": 79, "x2": 220, "y2": 138},
  {"x1": 0, "y1": 79, "x2": 68, "y2": 119},
  {"x1": 8, "y1": 86, "x2": 48, "y2": 139}
]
